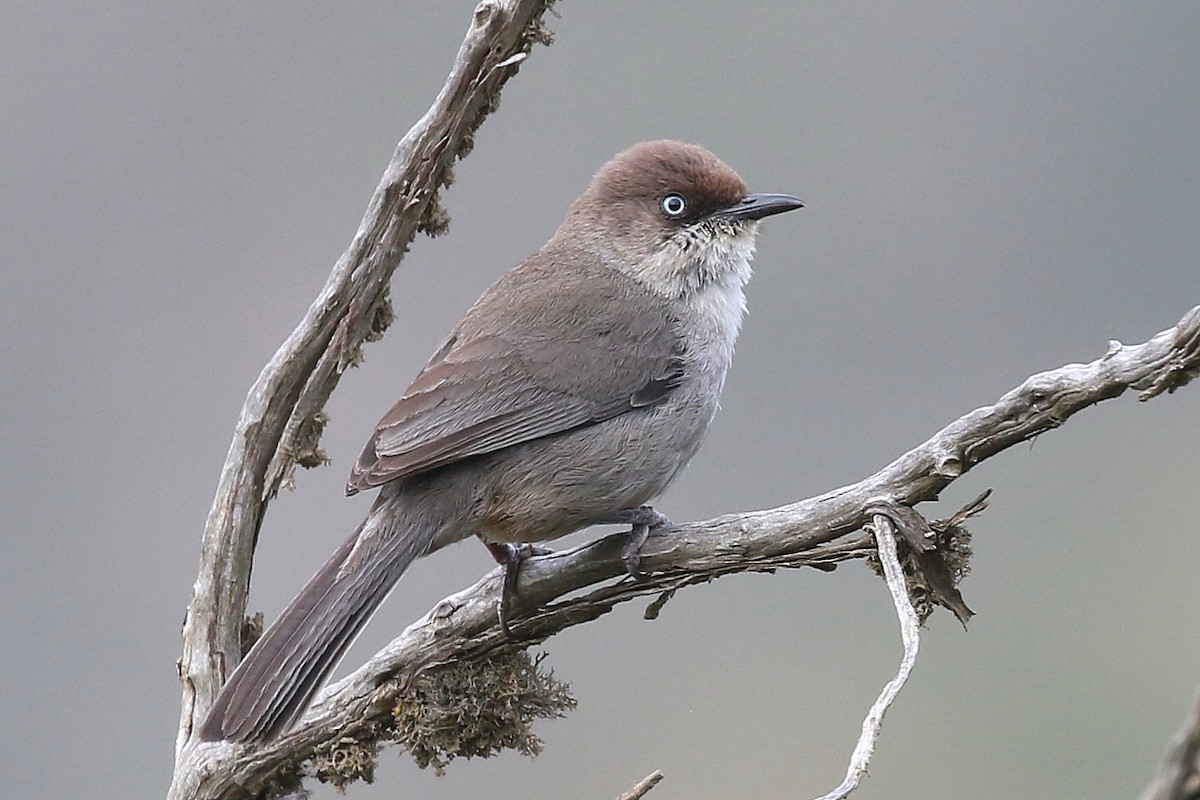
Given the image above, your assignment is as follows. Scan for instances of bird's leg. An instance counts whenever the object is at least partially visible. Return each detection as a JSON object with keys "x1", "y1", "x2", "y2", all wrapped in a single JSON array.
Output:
[
  {"x1": 598, "y1": 506, "x2": 672, "y2": 581},
  {"x1": 482, "y1": 539, "x2": 552, "y2": 638}
]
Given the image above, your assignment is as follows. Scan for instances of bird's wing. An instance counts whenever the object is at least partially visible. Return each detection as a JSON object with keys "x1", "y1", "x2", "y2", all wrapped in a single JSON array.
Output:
[{"x1": 346, "y1": 258, "x2": 684, "y2": 493}]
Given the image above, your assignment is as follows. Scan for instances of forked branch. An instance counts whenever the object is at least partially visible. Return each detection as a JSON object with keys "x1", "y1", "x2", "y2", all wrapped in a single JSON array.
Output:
[
  {"x1": 168, "y1": 3, "x2": 1200, "y2": 799},
  {"x1": 180, "y1": 304, "x2": 1198, "y2": 799},
  {"x1": 170, "y1": 1, "x2": 557, "y2": 798}
]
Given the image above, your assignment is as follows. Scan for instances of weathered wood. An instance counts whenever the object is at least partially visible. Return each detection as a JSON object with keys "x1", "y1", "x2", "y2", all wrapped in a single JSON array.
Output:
[
  {"x1": 181, "y1": 303, "x2": 1198, "y2": 797},
  {"x1": 169, "y1": 2, "x2": 556, "y2": 798},
  {"x1": 166, "y1": 2, "x2": 1200, "y2": 797},
  {"x1": 1138, "y1": 686, "x2": 1200, "y2": 800}
]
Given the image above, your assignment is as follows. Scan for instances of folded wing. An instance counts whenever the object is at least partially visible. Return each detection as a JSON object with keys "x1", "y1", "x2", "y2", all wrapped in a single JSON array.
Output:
[{"x1": 347, "y1": 258, "x2": 685, "y2": 493}]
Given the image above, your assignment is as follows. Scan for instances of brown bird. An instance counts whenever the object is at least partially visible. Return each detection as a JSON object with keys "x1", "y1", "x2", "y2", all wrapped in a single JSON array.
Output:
[{"x1": 199, "y1": 140, "x2": 802, "y2": 743}]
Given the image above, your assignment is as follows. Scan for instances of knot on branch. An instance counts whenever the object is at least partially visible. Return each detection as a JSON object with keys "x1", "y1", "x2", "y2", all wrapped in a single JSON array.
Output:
[{"x1": 1138, "y1": 305, "x2": 1200, "y2": 400}]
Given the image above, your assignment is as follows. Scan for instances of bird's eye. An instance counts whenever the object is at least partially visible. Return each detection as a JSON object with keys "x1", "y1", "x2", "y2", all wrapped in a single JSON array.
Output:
[{"x1": 660, "y1": 192, "x2": 688, "y2": 218}]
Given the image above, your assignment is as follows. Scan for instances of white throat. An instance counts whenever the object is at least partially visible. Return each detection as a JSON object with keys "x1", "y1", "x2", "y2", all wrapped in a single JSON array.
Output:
[
  {"x1": 690, "y1": 227, "x2": 756, "y2": 344},
  {"x1": 621, "y1": 222, "x2": 760, "y2": 383},
  {"x1": 647, "y1": 223, "x2": 758, "y2": 343}
]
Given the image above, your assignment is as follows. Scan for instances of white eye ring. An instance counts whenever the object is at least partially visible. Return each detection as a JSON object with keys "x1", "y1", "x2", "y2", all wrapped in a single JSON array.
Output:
[{"x1": 660, "y1": 192, "x2": 687, "y2": 218}]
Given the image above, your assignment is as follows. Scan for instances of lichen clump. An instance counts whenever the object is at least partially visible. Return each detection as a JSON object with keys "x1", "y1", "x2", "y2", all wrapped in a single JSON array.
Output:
[
  {"x1": 309, "y1": 736, "x2": 382, "y2": 791},
  {"x1": 391, "y1": 651, "x2": 577, "y2": 775}
]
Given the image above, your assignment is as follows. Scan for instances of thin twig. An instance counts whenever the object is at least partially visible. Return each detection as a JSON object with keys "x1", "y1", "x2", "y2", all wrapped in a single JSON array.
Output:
[
  {"x1": 616, "y1": 770, "x2": 664, "y2": 800},
  {"x1": 814, "y1": 514, "x2": 921, "y2": 800},
  {"x1": 1137, "y1": 685, "x2": 1200, "y2": 800}
]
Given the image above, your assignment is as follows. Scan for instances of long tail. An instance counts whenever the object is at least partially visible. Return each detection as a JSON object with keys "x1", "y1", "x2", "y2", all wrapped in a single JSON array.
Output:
[{"x1": 198, "y1": 504, "x2": 435, "y2": 743}]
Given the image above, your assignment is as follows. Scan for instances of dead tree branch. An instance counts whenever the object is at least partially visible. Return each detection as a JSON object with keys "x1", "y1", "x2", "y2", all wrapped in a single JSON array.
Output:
[
  {"x1": 167, "y1": 4, "x2": 1200, "y2": 799},
  {"x1": 815, "y1": 514, "x2": 921, "y2": 800},
  {"x1": 290, "y1": 303, "x2": 1199, "y2": 772},
  {"x1": 1139, "y1": 686, "x2": 1200, "y2": 800},
  {"x1": 170, "y1": 1, "x2": 556, "y2": 797},
  {"x1": 179, "y1": 301, "x2": 1198, "y2": 798},
  {"x1": 616, "y1": 771, "x2": 665, "y2": 800}
]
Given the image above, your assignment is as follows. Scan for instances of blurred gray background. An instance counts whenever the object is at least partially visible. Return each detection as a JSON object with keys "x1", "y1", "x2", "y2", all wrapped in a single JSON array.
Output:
[{"x1": 2, "y1": 2, "x2": 1198, "y2": 798}]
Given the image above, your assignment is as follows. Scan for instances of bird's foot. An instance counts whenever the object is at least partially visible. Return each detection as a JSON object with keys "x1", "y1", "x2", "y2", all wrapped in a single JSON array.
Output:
[
  {"x1": 598, "y1": 506, "x2": 671, "y2": 581},
  {"x1": 483, "y1": 541, "x2": 552, "y2": 638}
]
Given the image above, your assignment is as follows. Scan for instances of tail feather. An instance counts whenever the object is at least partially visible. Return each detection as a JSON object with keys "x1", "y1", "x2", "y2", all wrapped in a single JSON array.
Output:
[{"x1": 199, "y1": 512, "x2": 433, "y2": 743}]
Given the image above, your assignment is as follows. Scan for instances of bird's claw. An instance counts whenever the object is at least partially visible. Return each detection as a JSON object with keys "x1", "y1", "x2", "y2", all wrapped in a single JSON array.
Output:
[
  {"x1": 483, "y1": 541, "x2": 551, "y2": 639},
  {"x1": 601, "y1": 505, "x2": 671, "y2": 581}
]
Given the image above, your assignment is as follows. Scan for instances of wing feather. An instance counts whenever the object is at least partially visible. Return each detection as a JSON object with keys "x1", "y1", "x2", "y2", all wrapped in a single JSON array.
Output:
[{"x1": 347, "y1": 254, "x2": 685, "y2": 493}]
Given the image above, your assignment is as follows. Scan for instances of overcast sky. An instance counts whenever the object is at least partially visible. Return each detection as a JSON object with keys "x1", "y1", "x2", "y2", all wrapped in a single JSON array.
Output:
[{"x1": 2, "y1": 3, "x2": 1198, "y2": 799}]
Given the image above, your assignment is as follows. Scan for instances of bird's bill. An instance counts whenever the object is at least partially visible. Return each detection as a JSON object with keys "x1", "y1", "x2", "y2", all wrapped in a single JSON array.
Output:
[{"x1": 709, "y1": 193, "x2": 804, "y2": 222}]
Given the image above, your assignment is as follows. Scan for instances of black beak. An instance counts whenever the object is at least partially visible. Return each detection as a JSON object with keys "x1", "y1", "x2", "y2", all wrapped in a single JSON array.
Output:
[{"x1": 710, "y1": 193, "x2": 804, "y2": 222}]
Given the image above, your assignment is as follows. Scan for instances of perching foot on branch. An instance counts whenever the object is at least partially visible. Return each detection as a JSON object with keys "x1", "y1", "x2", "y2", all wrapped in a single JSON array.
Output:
[
  {"x1": 483, "y1": 540, "x2": 553, "y2": 638},
  {"x1": 599, "y1": 506, "x2": 672, "y2": 581}
]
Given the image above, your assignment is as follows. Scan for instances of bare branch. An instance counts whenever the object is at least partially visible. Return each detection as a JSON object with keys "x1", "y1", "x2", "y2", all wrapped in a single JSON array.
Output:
[
  {"x1": 1138, "y1": 686, "x2": 1200, "y2": 800},
  {"x1": 815, "y1": 514, "x2": 921, "y2": 800},
  {"x1": 616, "y1": 770, "x2": 665, "y2": 800},
  {"x1": 162, "y1": 0, "x2": 1200, "y2": 793},
  {"x1": 174, "y1": 303, "x2": 1198, "y2": 798},
  {"x1": 171, "y1": 0, "x2": 556, "y2": 795}
]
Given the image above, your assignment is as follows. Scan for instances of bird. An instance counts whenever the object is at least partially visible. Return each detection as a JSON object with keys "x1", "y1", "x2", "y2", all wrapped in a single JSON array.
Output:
[{"x1": 199, "y1": 140, "x2": 803, "y2": 743}]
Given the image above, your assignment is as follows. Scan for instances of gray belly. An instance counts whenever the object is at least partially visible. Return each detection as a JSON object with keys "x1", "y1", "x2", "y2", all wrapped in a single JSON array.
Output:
[{"x1": 472, "y1": 386, "x2": 721, "y2": 544}]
